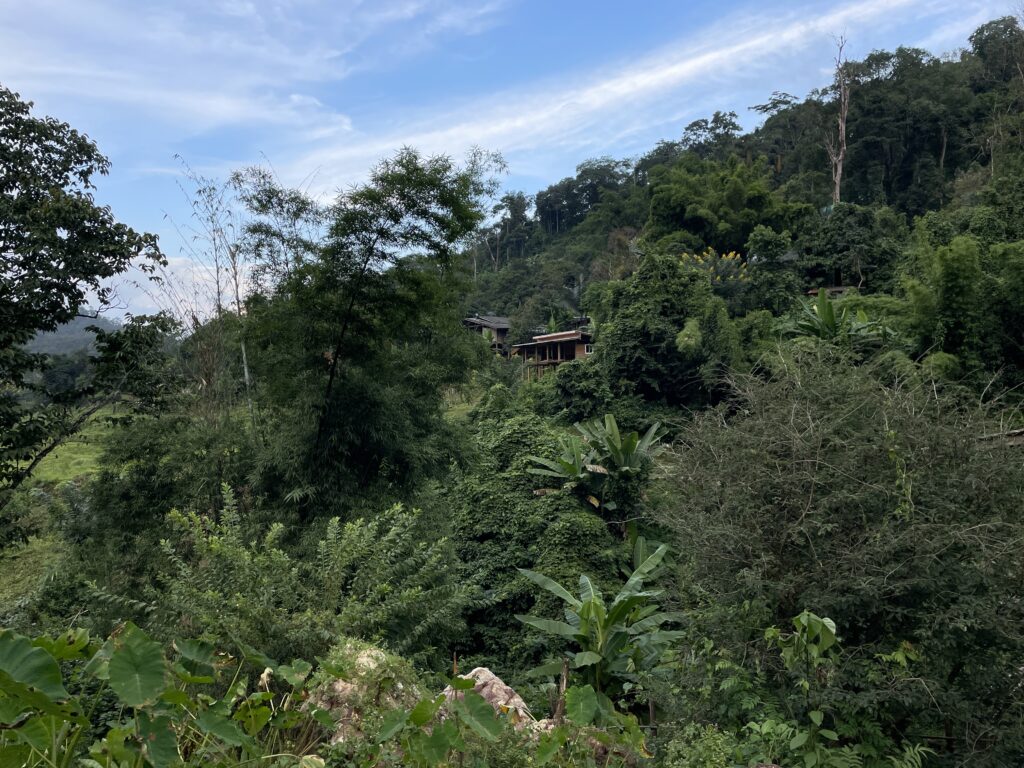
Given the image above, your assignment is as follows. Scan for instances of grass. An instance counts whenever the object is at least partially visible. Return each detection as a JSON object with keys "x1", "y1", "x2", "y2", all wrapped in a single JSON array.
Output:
[
  {"x1": 30, "y1": 411, "x2": 113, "y2": 485},
  {"x1": 0, "y1": 534, "x2": 65, "y2": 613},
  {"x1": 1, "y1": 410, "x2": 113, "y2": 613},
  {"x1": 444, "y1": 401, "x2": 475, "y2": 423}
]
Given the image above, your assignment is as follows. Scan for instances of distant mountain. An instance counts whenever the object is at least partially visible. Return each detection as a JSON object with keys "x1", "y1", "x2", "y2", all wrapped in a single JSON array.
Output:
[{"x1": 27, "y1": 315, "x2": 120, "y2": 356}]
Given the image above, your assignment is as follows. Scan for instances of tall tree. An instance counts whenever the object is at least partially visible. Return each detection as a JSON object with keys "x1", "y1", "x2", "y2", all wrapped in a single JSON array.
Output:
[
  {"x1": 825, "y1": 37, "x2": 852, "y2": 205},
  {"x1": 0, "y1": 85, "x2": 167, "y2": 508}
]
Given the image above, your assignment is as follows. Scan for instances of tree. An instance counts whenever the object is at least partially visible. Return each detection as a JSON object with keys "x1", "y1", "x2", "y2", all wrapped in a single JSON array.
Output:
[
  {"x1": 825, "y1": 37, "x2": 852, "y2": 205},
  {"x1": 645, "y1": 155, "x2": 794, "y2": 254},
  {"x1": 681, "y1": 111, "x2": 742, "y2": 161},
  {"x1": 229, "y1": 149, "x2": 503, "y2": 516},
  {"x1": 659, "y1": 350, "x2": 1024, "y2": 764},
  {"x1": 587, "y1": 252, "x2": 726, "y2": 406},
  {"x1": 0, "y1": 85, "x2": 166, "y2": 509}
]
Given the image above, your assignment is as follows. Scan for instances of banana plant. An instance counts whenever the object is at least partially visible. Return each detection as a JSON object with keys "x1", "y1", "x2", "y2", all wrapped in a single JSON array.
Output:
[
  {"x1": 787, "y1": 289, "x2": 892, "y2": 346},
  {"x1": 515, "y1": 544, "x2": 683, "y2": 700},
  {"x1": 527, "y1": 415, "x2": 666, "y2": 516},
  {"x1": 575, "y1": 414, "x2": 667, "y2": 475},
  {"x1": 527, "y1": 434, "x2": 595, "y2": 484}
]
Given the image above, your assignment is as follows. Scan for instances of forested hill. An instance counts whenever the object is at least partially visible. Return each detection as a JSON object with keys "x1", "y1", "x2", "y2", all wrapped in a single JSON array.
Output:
[
  {"x1": 5, "y1": 14, "x2": 1024, "y2": 768},
  {"x1": 466, "y1": 16, "x2": 1024, "y2": 357},
  {"x1": 27, "y1": 314, "x2": 119, "y2": 356}
]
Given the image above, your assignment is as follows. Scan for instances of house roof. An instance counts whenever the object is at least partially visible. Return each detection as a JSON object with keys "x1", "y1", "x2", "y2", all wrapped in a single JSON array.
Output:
[
  {"x1": 463, "y1": 314, "x2": 510, "y2": 330},
  {"x1": 512, "y1": 329, "x2": 592, "y2": 349}
]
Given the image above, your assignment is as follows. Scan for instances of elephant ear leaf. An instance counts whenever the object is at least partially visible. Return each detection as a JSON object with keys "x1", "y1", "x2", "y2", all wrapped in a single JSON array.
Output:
[
  {"x1": 108, "y1": 623, "x2": 167, "y2": 708},
  {"x1": 0, "y1": 630, "x2": 70, "y2": 715},
  {"x1": 565, "y1": 685, "x2": 598, "y2": 725},
  {"x1": 454, "y1": 691, "x2": 503, "y2": 741}
]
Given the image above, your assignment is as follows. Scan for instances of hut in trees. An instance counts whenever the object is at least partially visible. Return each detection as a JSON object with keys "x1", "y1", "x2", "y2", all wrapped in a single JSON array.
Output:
[
  {"x1": 463, "y1": 314, "x2": 511, "y2": 356},
  {"x1": 512, "y1": 329, "x2": 593, "y2": 380}
]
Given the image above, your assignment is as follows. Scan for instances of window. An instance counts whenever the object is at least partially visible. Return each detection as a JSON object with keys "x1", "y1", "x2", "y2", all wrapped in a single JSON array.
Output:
[{"x1": 584, "y1": 344, "x2": 594, "y2": 355}]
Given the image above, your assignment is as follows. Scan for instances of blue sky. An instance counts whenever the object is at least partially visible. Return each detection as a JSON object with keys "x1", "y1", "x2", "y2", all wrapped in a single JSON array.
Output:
[{"x1": 0, "y1": 0, "x2": 1011, "y2": 312}]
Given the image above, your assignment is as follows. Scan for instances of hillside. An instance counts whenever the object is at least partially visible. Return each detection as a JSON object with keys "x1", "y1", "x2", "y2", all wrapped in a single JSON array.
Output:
[
  {"x1": 3, "y1": 14, "x2": 1024, "y2": 768},
  {"x1": 26, "y1": 314, "x2": 119, "y2": 355}
]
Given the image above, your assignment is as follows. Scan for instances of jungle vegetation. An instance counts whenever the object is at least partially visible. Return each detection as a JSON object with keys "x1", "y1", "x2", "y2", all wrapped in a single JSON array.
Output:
[{"x1": 3, "y1": 15, "x2": 1024, "y2": 768}]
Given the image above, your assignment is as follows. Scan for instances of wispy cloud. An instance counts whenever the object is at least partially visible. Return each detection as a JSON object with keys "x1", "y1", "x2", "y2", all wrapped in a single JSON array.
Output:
[
  {"x1": 0, "y1": 0, "x2": 507, "y2": 134},
  {"x1": 283, "y1": 0, "x2": 982, "y2": 186}
]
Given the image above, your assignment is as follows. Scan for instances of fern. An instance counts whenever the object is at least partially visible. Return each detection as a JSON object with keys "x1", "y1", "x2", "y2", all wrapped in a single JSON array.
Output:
[
  {"x1": 889, "y1": 744, "x2": 933, "y2": 768},
  {"x1": 85, "y1": 580, "x2": 157, "y2": 618}
]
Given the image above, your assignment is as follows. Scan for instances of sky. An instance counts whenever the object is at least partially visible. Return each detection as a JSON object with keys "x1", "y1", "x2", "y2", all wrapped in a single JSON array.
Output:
[{"x1": 0, "y1": 0, "x2": 1013, "y2": 313}]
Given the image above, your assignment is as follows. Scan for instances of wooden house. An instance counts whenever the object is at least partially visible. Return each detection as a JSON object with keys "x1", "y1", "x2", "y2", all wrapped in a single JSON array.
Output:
[
  {"x1": 512, "y1": 329, "x2": 594, "y2": 380},
  {"x1": 463, "y1": 314, "x2": 511, "y2": 355}
]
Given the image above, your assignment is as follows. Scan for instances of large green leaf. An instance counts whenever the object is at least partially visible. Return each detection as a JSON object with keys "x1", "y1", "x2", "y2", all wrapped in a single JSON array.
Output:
[
  {"x1": 277, "y1": 659, "x2": 312, "y2": 687},
  {"x1": 628, "y1": 611, "x2": 685, "y2": 634},
  {"x1": 409, "y1": 695, "x2": 443, "y2": 726},
  {"x1": 525, "y1": 660, "x2": 565, "y2": 678},
  {"x1": 108, "y1": 623, "x2": 167, "y2": 708},
  {"x1": 9, "y1": 714, "x2": 49, "y2": 751},
  {"x1": 138, "y1": 712, "x2": 180, "y2": 768},
  {"x1": 33, "y1": 629, "x2": 92, "y2": 661},
  {"x1": 606, "y1": 592, "x2": 660, "y2": 626},
  {"x1": 565, "y1": 685, "x2": 598, "y2": 725},
  {"x1": 0, "y1": 698, "x2": 26, "y2": 725},
  {"x1": 377, "y1": 708, "x2": 408, "y2": 742},
  {"x1": 518, "y1": 569, "x2": 581, "y2": 608},
  {"x1": 572, "y1": 651, "x2": 603, "y2": 668},
  {"x1": 196, "y1": 708, "x2": 249, "y2": 747},
  {"x1": 453, "y1": 691, "x2": 502, "y2": 741},
  {"x1": 173, "y1": 638, "x2": 215, "y2": 668},
  {"x1": 579, "y1": 575, "x2": 601, "y2": 604},
  {"x1": 0, "y1": 744, "x2": 32, "y2": 765},
  {"x1": 0, "y1": 629, "x2": 70, "y2": 714},
  {"x1": 620, "y1": 544, "x2": 669, "y2": 596},
  {"x1": 230, "y1": 634, "x2": 278, "y2": 671},
  {"x1": 515, "y1": 615, "x2": 581, "y2": 639},
  {"x1": 535, "y1": 727, "x2": 567, "y2": 765},
  {"x1": 84, "y1": 637, "x2": 115, "y2": 680}
]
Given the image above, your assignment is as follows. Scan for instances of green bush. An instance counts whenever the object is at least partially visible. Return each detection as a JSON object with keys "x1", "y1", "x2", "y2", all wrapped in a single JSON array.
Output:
[{"x1": 153, "y1": 487, "x2": 479, "y2": 668}]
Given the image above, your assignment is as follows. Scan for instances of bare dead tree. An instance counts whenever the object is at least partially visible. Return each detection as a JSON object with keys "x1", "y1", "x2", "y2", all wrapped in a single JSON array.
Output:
[
  {"x1": 824, "y1": 36, "x2": 851, "y2": 206},
  {"x1": 163, "y1": 160, "x2": 259, "y2": 437}
]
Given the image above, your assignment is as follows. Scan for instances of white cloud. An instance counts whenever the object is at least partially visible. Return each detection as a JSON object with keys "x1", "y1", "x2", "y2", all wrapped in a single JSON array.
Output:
[
  {"x1": 0, "y1": 0, "x2": 506, "y2": 135},
  {"x1": 282, "y1": 0, "x2": 961, "y2": 187}
]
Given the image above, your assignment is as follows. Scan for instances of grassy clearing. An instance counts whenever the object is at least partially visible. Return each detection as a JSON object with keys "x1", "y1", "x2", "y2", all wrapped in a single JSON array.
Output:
[
  {"x1": 30, "y1": 411, "x2": 113, "y2": 485},
  {"x1": 0, "y1": 535, "x2": 64, "y2": 613},
  {"x1": 444, "y1": 401, "x2": 475, "y2": 422},
  {"x1": 1, "y1": 411, "x2": 112, "y2": 612}
]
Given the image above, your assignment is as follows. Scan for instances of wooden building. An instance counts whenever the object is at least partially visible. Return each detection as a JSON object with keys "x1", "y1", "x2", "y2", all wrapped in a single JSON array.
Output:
[
  {"x1": 512, "y1": 329, "x2": 593, "y2": 380},
  {"x1": 463, "y1": 314, "x2": 511, "y2": 356}
]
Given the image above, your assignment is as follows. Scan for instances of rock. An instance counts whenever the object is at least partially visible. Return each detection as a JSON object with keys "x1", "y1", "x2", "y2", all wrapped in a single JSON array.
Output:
[
  {"x1": 442, "y1": 666, "x2": 534, "y2": 728},
  {"x1": 306, "y1": 637, "x2": 423, "y2": 745}
]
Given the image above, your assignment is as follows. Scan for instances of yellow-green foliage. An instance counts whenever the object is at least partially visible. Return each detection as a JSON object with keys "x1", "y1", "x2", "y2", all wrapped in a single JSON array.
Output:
[
  {"x1": 0, "y1": 535, "x2": 64, "y2": 615},
  {"x1": 29, "y1": 416, "x2": 111, "y2": 485},
  {"x1": 157, "y1": 489, "x2": 478, "y2": 667},
  {"x1": 680, "y1": 248, "x2": 749, "y2": 285}
]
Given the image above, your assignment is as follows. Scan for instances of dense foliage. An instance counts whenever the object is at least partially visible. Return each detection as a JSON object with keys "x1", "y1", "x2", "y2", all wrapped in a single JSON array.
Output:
[{"x1": 5, "y1": 15, "x2": 1024, "y2": 768}]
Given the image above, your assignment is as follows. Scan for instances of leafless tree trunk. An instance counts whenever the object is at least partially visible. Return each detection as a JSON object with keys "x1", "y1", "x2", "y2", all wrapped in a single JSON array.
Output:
[
  {"x1": 226, "y1": 242, "x2": 257, "y2": 436},
  {"x1": 825, "y1": 37, "x2": 851, "y2": 206}
]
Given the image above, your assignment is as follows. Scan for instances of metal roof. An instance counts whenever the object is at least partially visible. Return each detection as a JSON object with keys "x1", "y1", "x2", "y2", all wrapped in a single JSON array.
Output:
[
  {"x1": 464, "y1": 314, "x2": 510, "y2": 329},
  {"x1": 512, "y1": 329, "x2": 592, "y2": 348}
]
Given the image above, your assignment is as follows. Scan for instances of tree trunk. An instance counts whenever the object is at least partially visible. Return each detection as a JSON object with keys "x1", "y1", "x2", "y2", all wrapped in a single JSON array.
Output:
[
  {"x1": 825, "y1": 38, "x2": 850, "y2": 206},
  {"x1": 228, "y1": 244, "x2": 258, "y2": 437}
]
